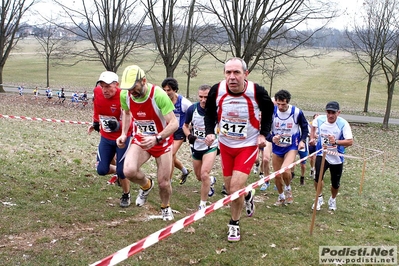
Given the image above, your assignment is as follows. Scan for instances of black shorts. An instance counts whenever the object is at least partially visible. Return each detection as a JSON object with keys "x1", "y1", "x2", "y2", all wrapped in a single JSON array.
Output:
[
  {"x1": 309, "y1": 145, "x2": 317, "y2": 154},
  {"x1": 314, "y1": 156, "x2": 343, "y2": 189},
  {"x1": 191, "y1": 147, "x2": 219, "y2": 160},
  {"x1": 173, "y1": 128, "x2": 186, "y2": 141}
]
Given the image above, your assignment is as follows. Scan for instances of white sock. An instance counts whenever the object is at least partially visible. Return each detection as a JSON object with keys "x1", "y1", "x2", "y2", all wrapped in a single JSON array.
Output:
[
  {"x1": 279, "y1": 192, "x2": 285, "y2": 199},
  {"x1": 200, "y1": 200, "x2": 207, "y2": 206},
  {"x1": 181, "y1": 167, "x2": 188, "y2": 175},
  {"x1": 285, "y1": 185, "x2": 291, "y2": 191}
]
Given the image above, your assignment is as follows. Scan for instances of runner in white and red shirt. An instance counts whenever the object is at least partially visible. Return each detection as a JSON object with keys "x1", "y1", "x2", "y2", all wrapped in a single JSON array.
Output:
[{"x1": 204, "y1": 57, "x2": 274, "y2": 242}]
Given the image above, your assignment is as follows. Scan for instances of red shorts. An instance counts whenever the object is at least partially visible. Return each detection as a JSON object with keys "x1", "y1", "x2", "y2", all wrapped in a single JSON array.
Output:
[
  {"x1": 219, "y1": 142, "x2": 258, "y2": 176},
  {"x1": 132, "y1": 138, "x2": 173, "y2": 158}
]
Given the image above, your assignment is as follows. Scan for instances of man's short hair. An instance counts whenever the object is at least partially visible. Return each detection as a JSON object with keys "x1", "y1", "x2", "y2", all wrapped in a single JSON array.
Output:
[
  {"x1": 198, "y1": 84, "x2": 211, "y2": 91},
  {"x1": 162, "y1": 77, "x2": 179, "y2": 92},
  {"x1": 274, "y1": 89, "x2": 291, "y2": 103},
  {"x1": 225, "y1": 57, "x2": 248, "y2": 72}
]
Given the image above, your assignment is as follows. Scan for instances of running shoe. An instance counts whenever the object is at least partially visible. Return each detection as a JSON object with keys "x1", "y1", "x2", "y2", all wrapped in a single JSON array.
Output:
[
  {"x1": 259, "y1": 173, "x2": 269, "y2": 191},
  {"x1": 285, "y1": 190, "x2": 293, "y2": 204},
  {"x1": 245, "y1": 189, "x2": 255, "y2": 217},
  {"x1": 179, "y1": 169, "x2": 192, "y2": 185},
  {"x1": 135, "y1": 179, "x2": 154, "y2": 207},
  {"x1": 208, "y1": 176, "x2": 216, "y2": 197},
  {"x1": 312, "y1": 196, "x2": 324, "y2": 211},
  {"x1": 107, "y1": 174, "x2": 118, "y2": 185},
  {"x1": 274, "y1": 196, "x2": 286, "y2": 206},
  {"x1": 328, "y1": 197, "x2": 337, "y2": 211},
  {"x1": 227, "y1": 224, "x2": 240, "y2": 242},
  {"x1": 198, "y1": 203, "x2": 206, "y2": 210},
  {"x1": 260, "y1": 182, "x2": 269, "y2": 191},
  {"x1": 120, "y1": 192, "x2": 131, "y2": 208},
  {"x1": 310, "y1": 168, "x2": 315, "y2": 177},
  {"x1": 161, "y1": 206, "x2": 174, "y2": 221}
]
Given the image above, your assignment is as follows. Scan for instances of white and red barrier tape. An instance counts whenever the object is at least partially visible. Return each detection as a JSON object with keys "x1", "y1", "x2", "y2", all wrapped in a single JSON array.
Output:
[
  {"x1": 325, "y1": 149, "x2": 362, "y2": 159},
  {"x1": 0, "y1": 114, "x2": 371, "y2": 160},
  {"x1": 90, "y1": 149, "x2": 326, "y2": 266},
  {"x1": 0, "y1": 114, "x2": 91, "y2": 125}
]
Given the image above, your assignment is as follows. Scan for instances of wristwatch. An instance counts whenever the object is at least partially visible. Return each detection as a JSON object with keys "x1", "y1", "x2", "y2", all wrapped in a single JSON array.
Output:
[{"x1": 156, "y1": 135, "x2": 162, "y2": 143}]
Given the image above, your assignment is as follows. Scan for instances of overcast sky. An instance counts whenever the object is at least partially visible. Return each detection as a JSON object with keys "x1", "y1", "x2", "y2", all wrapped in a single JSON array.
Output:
[
  {"x1": 30, "y1": 0, "x2": 364, "y2": 30},
  {"x1": 329, "y1": 0, "x2": 363, "y2": 30}
]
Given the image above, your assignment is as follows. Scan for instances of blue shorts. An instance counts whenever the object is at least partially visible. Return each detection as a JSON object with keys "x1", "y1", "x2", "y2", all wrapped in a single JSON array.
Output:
[
  {"x1": 173, "y1": 128, "x2": 186, "y2": 141},
  {"x1": 298, "y1": 149, "x2": 308, "y2": 164},
  {"x1": 272, "y1": 143, "x2": 299, "y2": 158},
  {"x1": 96, "y1": 136, "x2": 130, "y2": 179}
]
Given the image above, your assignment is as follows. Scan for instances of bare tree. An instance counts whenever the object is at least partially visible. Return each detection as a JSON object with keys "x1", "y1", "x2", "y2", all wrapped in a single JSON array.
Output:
[
  {"x1": 344, "y1": 0, "x2": 385, "y2": 113},
  {"x1": 377, "y1": 0, "x2": 399, "y2": 129},
  {"x1": 33, "y1": 23, "x2": 74, "y2": 87},
  {"x1": 0, "y1": 0, "x2": 37, "y2": 93},
  {"x1": 260, "y1": 48, "x2": 289, "y2": 96},
  {"x1": 144, "y1": 0, "x2": 196, "y2": 78},
  {"x1": 381, "y1": 44, "x2": 399, "y2": 129},
  {"x1": 197, "y1": 0, "x2": 337, "y2": 71},
  {"x1": 52, "y1": 0, "x2": 145, "y2": 72},
  {"x1": 183, "y1": 40, "x2": 205, "y2": 98},
  {"x1": 183, "y1": 16, "x2": 216, "y2": 98}
]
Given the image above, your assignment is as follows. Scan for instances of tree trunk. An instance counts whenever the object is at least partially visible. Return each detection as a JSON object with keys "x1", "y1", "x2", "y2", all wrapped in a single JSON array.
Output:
[
  {"x1": 382, "y1": 45, "x2": 399, "y2": 129},
  {"x1": 0, "y1": 66, "x2": 5, "y2": 93},
  {"x1": 166, "y1": 66, "x2": 174, "y2": 78},
  {"x1": 186, "y1": 68, "x2": 191, "y2": 99},
  {"x1": 186, "y1": 41, "x2": 193, "y2": 99},
  {"x1": 382, "y1": 82, "x2": 395, "y2": 130},
  {"x1": 363, "y1": 72, "x2": 373, "y2": 113},
  {"x1": 269, "y1": 75, "x2": 274, "y2": 96},
  {"x1": 46, "y1": 55, "x2": 50, "y2": 88}
]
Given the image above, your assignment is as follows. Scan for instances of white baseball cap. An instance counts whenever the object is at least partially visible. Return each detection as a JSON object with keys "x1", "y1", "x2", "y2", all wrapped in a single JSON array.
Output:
[{"x1": 97, "y1": 71, "x2": 118, "y2": 84}]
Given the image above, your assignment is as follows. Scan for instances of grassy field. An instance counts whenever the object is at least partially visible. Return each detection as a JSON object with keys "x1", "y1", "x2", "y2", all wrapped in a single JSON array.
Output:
[
  {"x1": 4, "y1": 39, "x2": 399, "y2": 119},
  {"x1": 0, "y1": 95, "x2": 398, "y2": 266},
  {"x1": 1, "y1": 41, "x2": 398, "y2": 265}
]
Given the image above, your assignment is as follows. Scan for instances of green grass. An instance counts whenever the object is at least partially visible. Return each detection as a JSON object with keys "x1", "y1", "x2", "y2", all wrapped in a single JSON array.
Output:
[{"x1": 0, "y1": 93, "x2": 398, "y2": 265}]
